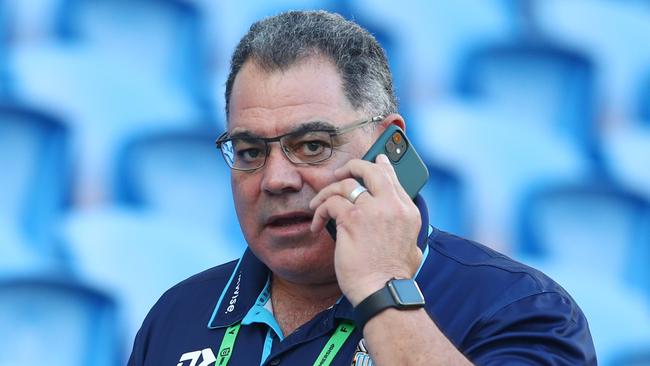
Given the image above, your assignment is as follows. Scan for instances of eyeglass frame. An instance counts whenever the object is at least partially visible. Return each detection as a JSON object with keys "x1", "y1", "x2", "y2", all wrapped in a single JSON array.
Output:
[{"x1": 215, "y1": 115, "x2": 385, "y2": 171}]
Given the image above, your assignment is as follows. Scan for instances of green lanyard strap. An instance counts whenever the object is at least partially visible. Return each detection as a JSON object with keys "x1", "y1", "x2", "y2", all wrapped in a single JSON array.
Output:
[
  {"x1": 215, "y1": 320, "x2": 356, "y2": 366},
  {"x1": 312, "y1": 321, "x2": 356, "y2": 366},
  {"x1": 215, "y1": 323, "x2": 241, "y2": 366}
]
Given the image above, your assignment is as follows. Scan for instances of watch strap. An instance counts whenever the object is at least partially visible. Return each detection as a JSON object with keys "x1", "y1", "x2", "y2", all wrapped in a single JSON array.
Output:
[{"x1": 352, "y1": 285, "x2": 395, "y2": 330}]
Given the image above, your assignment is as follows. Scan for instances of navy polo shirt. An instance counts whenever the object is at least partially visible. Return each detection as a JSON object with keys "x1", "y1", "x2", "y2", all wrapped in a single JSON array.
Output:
[{"x1": 128, "y1": 196, "x2": 596, "y2": 366}]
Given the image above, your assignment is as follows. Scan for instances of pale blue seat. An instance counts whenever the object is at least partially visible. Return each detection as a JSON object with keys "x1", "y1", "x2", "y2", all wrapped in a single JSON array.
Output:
[
  {"x1": 535, "y1": 0, "x2": 650, "y2": 122},
  {"x1": 59, "y1": 0, "x2": 210, "y2": 112},
  {"x1": 601, "y1": 125, "x2": 650, "y2": 211},
  {"x1": 455, "y1": 41, "x2": 599, "y2": 163},
  {"x1": 418, "y1": 162, "x2": 469, "y2": 237},
  {"x1": 515, "y1": 181, "x2": 650, "y2": 366},
  {"x1": 0, "y1": 275, "x2": 121, "y2": 366},
  {"x1": 639, "y1": 73, "x2": 650, "y2": 126},
  {"x1": 114, "y1": 127, "x2": 243, "y2": 241},
  {"x1": 0, "y1": 105, "x2": 71, "y2": 256},
  {"x1": 409, "y1": 99, "x2": 590, "y2": 252},
  {"x1": 59, "y1": 206, "x2": 243, "y2": 354},
  {"x1": 58, "y1": 127, "x2": 245, "y2": 347},
  {"x1": 7, "y1": 0, "x2": 209, "y2": 202}
]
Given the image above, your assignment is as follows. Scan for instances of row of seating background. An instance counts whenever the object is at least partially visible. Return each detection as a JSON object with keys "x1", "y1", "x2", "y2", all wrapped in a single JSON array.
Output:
[{"x1": 1, "y1": 0, "x2": 649, "y2": 365}]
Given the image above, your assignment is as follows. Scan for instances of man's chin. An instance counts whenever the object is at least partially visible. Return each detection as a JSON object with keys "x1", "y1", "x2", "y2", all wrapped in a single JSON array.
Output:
[{"x1": 250, "y1": 234, "x2": 335, "y2": 281}]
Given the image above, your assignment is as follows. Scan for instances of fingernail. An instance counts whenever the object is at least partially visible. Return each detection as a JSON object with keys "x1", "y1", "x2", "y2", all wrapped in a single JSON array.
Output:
[{"x1": 377, "y1": 154, "x2": 389, "y2": 163}]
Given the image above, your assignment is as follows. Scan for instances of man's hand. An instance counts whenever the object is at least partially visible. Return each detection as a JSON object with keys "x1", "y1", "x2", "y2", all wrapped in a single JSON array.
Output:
[{"x1": 309, "y1": 154, "x2": 423, "y2": 306}]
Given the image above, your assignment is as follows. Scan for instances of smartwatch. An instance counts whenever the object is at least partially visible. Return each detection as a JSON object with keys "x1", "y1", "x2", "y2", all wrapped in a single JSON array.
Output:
[{"x1": 352, "y1": 278, "x2": 425, "y2": 329}]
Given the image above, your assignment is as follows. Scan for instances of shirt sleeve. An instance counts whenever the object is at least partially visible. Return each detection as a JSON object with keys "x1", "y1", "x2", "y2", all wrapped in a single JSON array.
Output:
[
  {"x1": 463, "y1": 291, "x2": 597, "y2": 366},
  {"x1": 127, "y1": 310, "x2": 154, "y2": 366}
]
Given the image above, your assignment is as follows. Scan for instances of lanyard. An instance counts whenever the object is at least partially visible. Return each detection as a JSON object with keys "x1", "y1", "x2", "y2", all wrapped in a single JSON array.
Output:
[
  {"x1": 313, "y1": 321, "x2": 356, "y2": 366},
  {"x1": 215, "y1": 321, "x2": 356, "y2": 366},
  {"x1": 215, "y1": 322, "x2": 241, "y2": 365}
]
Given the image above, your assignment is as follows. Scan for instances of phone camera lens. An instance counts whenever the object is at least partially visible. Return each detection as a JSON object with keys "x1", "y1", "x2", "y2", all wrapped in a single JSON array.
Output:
[
  {"x1": 386, "y1": 140, "x2": 396, "y2": 152},
  {"x1": 392, "y1": 132, "x2": 403, "y2": 144}
]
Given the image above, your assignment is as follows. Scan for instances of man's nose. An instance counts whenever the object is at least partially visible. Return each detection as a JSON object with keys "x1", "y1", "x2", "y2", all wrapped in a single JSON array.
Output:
[{"x1": 260, "y1": 145, "x2": 303, "y2": 195}]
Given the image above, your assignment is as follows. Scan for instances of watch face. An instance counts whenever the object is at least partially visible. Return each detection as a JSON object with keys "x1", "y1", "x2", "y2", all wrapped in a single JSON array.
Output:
[{"x1": 388, "y1": 279, "x2": 425, "y2": 307}]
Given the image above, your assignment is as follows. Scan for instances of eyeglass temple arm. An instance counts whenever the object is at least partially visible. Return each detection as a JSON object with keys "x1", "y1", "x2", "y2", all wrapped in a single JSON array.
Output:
[{"x1": 334, "y1": 115, "x2": 385, "y2": 135}]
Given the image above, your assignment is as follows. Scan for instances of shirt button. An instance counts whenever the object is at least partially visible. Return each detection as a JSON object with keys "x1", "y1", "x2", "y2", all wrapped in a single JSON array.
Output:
[{"x1": 269, "y1": 358, "x2": 280, "y2": 365}]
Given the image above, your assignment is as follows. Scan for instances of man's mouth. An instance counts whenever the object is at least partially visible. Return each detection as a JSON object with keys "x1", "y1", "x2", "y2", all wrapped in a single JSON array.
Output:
[{"x1": 265, "y1": 212, "x2": 314, "y2": 228}]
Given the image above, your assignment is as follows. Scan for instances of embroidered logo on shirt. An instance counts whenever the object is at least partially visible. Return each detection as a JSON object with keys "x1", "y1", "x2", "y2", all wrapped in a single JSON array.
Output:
[
  {"x1": 225, "y1": 273, "x2": 242, "y2": 313},
  {"x1": 351, "y1": 338, "x2": 374, "y2": 366},
  {"x1": 177, "y1": 348, "x2": 216, "y2": 366}
]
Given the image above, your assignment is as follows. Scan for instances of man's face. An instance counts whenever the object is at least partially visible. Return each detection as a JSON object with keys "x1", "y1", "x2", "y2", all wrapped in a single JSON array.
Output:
[{"x1": 228, "y1": 56, "x2": 377, "y2": 284}]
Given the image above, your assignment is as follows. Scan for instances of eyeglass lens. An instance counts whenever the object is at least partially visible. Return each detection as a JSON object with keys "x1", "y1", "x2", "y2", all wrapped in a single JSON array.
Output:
[{"x1": 221, "y1": 130, "x2": 334, "y2": 170}]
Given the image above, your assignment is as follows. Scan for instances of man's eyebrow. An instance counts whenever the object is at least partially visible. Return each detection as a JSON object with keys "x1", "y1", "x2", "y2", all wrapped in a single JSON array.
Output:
[
  {"x1": 228, "y1": 121, "x2": 337, "y2": 139},
  {"x1": 228, "y1": 130, "x2": 262, "y2": 139},
  {"x1": 288, "y1": 121, "x2": 336, "y2": 134}
]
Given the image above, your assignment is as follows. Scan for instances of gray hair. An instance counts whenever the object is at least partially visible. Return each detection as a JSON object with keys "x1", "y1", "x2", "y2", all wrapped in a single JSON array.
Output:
[{"x1": 225, "y1": 10, "x2": 397, "y2": 120}]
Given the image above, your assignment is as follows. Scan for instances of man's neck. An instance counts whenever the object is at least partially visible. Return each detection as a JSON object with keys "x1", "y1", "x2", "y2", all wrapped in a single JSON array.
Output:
[{"x1": 270, "y1": 274, "x2": 342, "y2": 337}]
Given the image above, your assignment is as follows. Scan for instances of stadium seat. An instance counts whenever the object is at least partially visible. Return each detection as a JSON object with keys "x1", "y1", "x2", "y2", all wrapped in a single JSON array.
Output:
[
  {"x1": 348, "y1": 0, "x2": 513, "y2": 99},
  {"x1": 60, "y1": 0, "x2": 210, "y2": 112},
  {"x1": 535, "y1": 0, "x2": 650, "y2": 122},
  {"x1": 455, "y1": 41, "x2": 599, "y2": 162},
  {"x1": 601, "y1": 125, "x2": 650, "y2": 207},
  {"x1": 610, "y1": 349, "x2": 650, "y2": 366},
  {"x1": 409, "y1": 99, "x2": 590, "y2": 252},
  {"x1": 7, "y1": 0, "x2": 210, "y2": 203},
  {"x1": 0, "y1": 104, "x2": 71, "y2": 253},
  {"x1": 58, "y1": 126, "x2": 245, "y2": 344},
  {"x1": 639, "y1": 72, "x2": 650, "y2": 125},
  {"x1": 60, "y1": 207, "x2": 244, "y2": 353},
  {"x1": 113, "y1": 126, "x2": 242, "y2": 240},
  {"x1": 0, "y1": 275, "x2": 121, "y2": 366},
  {"x1": 515, "y1": 181, "x2": 650, "y2": 365},
  {"x1": 418, "y1": 162, "x2": 469, "y2": 237}
]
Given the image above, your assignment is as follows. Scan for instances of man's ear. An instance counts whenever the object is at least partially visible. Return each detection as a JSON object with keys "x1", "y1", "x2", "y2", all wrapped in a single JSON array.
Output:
[{"x1": 379, "y1": 113, "x2": 406, "y2": 132}]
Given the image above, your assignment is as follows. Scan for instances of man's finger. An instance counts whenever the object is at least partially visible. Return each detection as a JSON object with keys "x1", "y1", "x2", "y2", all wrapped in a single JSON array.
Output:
[
  {"x1": 309, "y1": 178, "x2": 361, "y2": 210},
  {"x1": 334, "y1": 158, "x2": 392, "y2": 197},
  {"x1": 311, "y1": 195, "x2": 353, "y2": 233}
]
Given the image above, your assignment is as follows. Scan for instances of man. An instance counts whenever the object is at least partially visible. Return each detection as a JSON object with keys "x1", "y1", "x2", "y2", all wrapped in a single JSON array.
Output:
[{"x1": 129, "y1": 10, "x2": 596, "y2": 366}]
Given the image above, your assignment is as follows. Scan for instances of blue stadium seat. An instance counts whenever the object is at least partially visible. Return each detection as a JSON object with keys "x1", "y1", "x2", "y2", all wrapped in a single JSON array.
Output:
[
  {"x1": 455, "y1": 42, "x2": 598, "y2": 162},
  {"x1": 409, "y1": 99, "x2": 590, "y2": 252},
  {"x1": 418, "y1": 161, "x2": 469, "y2": 237},
  {"x1": 639, "y1": 72, "x2": 650, "y2": 125},
  {"x1": 535, "y1": 0, "x2": 650, "y2": 122},
  {"x1": 601, "y1": 126, "x2": 650, "y2": 224},
  {"x1": 0, "y1": 3, "x2": 9, "y2": 96},
  {"x1": 57, "y1": 127, "x2": 246, "y2": 343},
  {"x1": 348, "y1": 0, "x2": 513, "y2": 96},
  {"x1": 0, "y1": 105, "x2": 71, "y2": 254},
  {"x1": 59, "y1": 0, "x2": 210, "y2": 113},
  {"x1": 7, "y1": 0, "x2": 210, "y2": 202},
  {"x1": 515, "y1": 181, "x2": 650, "y2": 365},
  {"x1": 113, "y1": 126, "x2": 242, "y2": 240},
  {"x1": 59, "y1": 206, "x2": 244, "y2": 353},
  {"x1": 0, "y1": 275, "x2": 121, "y2": 366},
  {"x1": 610, "y1": 349, "x2": 650, "y2": 366}
]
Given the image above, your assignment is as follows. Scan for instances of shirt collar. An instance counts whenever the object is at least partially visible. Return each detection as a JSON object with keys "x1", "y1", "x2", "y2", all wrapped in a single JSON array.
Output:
[{"x1": 208, "y1": 194, "x2": 433, "y2": 329}]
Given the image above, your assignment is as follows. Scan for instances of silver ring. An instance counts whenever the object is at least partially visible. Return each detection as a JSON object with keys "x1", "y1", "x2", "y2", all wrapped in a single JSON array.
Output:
[{"x1": 347, "y1": 185, "x2": 368, "y2": 204}]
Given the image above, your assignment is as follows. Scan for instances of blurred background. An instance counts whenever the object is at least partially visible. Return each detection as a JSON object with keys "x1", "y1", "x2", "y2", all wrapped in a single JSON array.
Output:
[{"x1": 0, "y1": 0, "x2": 649, "y2": 364}]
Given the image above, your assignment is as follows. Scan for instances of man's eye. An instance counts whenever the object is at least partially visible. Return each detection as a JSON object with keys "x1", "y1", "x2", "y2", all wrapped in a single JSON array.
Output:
[
  {"x1": 236, "y1": 147, "x2": 264, "y2": 161},
  {"x1": 298, "y1": 140, "x2": 329, "y2": 156}
]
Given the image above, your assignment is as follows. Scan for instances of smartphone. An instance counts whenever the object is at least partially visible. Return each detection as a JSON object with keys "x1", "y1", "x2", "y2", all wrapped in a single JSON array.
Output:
[{"x1": 326, "y1": 124, "x2": 429, "y2": 239}]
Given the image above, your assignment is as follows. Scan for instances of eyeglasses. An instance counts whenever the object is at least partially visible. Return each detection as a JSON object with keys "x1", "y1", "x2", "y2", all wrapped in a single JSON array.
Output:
[{"x1": 215, "y1": 115, "x2": 385, "y2": 171}]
